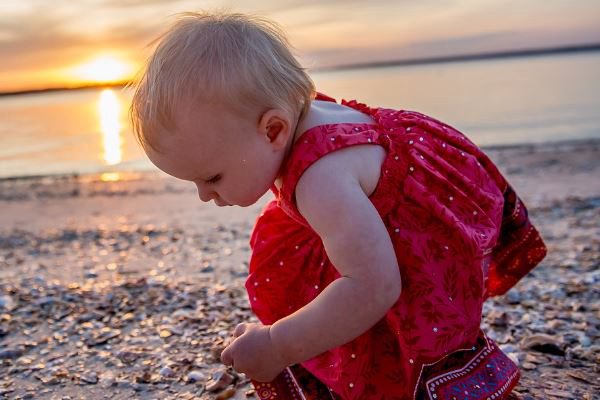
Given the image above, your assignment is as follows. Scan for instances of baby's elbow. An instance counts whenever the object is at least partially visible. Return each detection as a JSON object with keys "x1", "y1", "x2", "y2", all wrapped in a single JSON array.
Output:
[
  {"x1": 385, "y1": 275, "x2": 402, "y2": 306},
  {"x1": 374, "y1": 268, "x2": 402, "y2": 308}
]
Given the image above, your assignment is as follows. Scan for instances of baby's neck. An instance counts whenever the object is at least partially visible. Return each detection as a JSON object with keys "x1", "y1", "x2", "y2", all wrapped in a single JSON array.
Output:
[
  {"x1": 272, "y1": 99, "x2": 376, "y2": 192},
  {"x1": 272, "y1": 104, "x2": 313, "y2": 192}
]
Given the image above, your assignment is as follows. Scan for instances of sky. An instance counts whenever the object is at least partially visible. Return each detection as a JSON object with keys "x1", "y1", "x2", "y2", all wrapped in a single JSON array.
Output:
[{"x1": 1, "y1": 0, "x2": 599, "y2": 92}]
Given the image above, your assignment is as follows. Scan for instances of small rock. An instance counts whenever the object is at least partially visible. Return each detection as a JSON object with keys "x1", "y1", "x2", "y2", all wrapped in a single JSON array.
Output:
[
  {"x1": 524, "y1": 352, "x2": 549, "y2": 364},
  {"x1": 206, "y1": 370, "x2": 235, "y2": 392},
  {"x1": 84, "y1": 270, "x2": 98, "y2": 278},
  {"x1": 201, "y1": 264, "x2": 214, "y2": 273},
  {"x1": 566, "y1": 370, "x2": 594, "y2": 384},
  {"x1": 0, "y1": 295, "x2": 15, "y2": 310},
  {"x1": 521, "y1": 333, "x2": 565, "y2": 356},
  {"x1": 499, "y1": 344, "x2": 518, "y2": 354},
  {"x1": 116, "y1": 349, "x2": 142, "y2": 364},
  {"x1": 159, "y1": 329, "x2": 172, "y2": 338},
  {"x1": 35, "y1": 296, "x2": 59, "y2": 307},
  {"x1": 135, "y1": 370, "x2": 153, "y2": 384},
  {"x1": 81, "y1": 371, "x2": 98, "y2": 384},
  {"x1": 522, "y1": 362, "x2": 536, "y2": 370},
  {"x1": 159, "y1": 366, "x2": 175, "y2": 378},
  {"x1": 210, "y1": 343, "x2": 226, "y2": 362},
  {"x1": 187, "y1": 370, "x2": 205, "y2": 383},
  {"x1": 132, "y1": 383, "x2": 145, "y2": 392},
  {"x1": 35, "y1": 374, "x2": 60, "y2": 385},
  {"x1": 543, "y1": 389, "x2": 575, "y2": 398},
  {"x1": 101, "y1": 376, "x2": 115, "y2": 388},
  {"x1": 488, "y1": 310, "x2": 508, "y2": 327},
  {"x1": 215, "y1": 387, "x2": 237, "y2": 399},
  {"x1": 505, "y1": 290, "x2": 521, "y2": 304},
  {"x1": 578, "y1": 335, "x2": 592, "y2": 347},
  {"x1": 0, "y1": 348, "x2": 24, "y2": 359},
  {"x1": 115, "y1": 379, "x2": 134, "y2": 389},
  {"x1": 86, "y1": 327, "x2": 120, "y2": 346}
]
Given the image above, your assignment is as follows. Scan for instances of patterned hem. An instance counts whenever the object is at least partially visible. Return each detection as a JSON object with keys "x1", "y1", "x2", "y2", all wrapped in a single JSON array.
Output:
[
  {"x1": 253, "y1": 365, "x2": 339, "y2": 400},
  {"x1": 424, "y1": 334, "x2": 519, "y2": 400}
]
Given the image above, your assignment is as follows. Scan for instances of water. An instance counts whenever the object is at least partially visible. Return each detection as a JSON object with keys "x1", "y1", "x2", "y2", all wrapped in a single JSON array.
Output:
[{"x1": 0, "y1": 51, "x2": 599, "y2": 179}]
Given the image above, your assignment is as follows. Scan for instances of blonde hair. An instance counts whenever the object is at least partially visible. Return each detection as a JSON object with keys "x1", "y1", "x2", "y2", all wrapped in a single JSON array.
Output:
[{"x1": 129, "y1": 10, "x2": 316, "y2": 151}]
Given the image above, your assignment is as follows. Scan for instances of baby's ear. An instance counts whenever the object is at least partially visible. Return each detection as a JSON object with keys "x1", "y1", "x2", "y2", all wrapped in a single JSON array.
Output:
[{"x1": 258, "y1": 109, "x2": 292, "y2": 149}]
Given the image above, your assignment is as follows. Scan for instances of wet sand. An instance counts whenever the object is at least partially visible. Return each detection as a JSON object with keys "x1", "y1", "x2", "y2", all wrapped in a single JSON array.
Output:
[{"x1": 1, "y1": 138, "x2": 599, "y2": 399}]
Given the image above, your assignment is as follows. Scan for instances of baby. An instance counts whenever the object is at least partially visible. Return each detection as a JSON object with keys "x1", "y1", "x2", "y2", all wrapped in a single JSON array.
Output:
[{"x1": 130, "y1": 11, "x2": 547, "y2": 400}]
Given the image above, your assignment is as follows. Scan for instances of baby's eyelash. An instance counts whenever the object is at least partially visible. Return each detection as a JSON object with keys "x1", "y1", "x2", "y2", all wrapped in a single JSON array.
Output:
[{"x1": 206, "y1": 175, "x2": 221, "y2": 184}]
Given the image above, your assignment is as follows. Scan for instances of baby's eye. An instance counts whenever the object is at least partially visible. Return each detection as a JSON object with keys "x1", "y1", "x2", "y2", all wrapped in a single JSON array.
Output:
[{"x1": 206, "y1": 175, "x2": 221, "y2": 184}]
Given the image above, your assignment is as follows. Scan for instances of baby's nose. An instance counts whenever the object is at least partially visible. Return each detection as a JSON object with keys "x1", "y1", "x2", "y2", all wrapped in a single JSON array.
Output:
[{"x1": 195, "y1": 183, "x2": 217, "y2": 203}]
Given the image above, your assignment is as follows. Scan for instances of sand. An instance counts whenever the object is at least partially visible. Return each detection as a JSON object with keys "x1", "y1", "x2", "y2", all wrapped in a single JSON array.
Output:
[{"x1": 0, "y1": 138, "x2": 598, "y2": 399}]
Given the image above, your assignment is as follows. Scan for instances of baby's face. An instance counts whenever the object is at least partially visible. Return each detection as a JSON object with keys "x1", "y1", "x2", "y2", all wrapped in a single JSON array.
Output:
[{"x1": 145, "y1": 101, "x2": 286, "y2": 207}]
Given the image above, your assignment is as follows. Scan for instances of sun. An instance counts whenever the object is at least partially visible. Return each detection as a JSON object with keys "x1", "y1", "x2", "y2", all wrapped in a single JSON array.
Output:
[{"x1": 71, "y1": 56, "x2": 134, "y2": 83}]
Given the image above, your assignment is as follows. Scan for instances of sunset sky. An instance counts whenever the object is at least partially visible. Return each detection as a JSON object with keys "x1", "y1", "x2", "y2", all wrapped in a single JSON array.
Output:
[{"x1": 1, "y1": 0, "x2": 599, "y2": 93}]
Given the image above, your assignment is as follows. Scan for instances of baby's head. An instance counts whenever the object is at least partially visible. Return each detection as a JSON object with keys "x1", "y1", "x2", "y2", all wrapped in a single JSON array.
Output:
[{"x1": 130, "y1": 11, "x2": 315, "y2": 207}]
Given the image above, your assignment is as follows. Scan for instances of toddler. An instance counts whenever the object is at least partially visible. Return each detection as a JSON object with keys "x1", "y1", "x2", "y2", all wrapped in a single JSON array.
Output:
[{"x1": 130, "y1": 11, "x2": 547, "y2": 400}]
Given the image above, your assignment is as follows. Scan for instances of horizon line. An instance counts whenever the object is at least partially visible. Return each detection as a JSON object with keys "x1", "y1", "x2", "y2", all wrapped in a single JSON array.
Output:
[{"x1": 1, "y1": 42, "x2": 599, "y2": 97}]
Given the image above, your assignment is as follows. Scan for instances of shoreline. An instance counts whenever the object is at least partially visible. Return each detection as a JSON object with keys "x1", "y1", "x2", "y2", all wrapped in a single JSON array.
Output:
[{"x1": 1, "y1": 136, "x2": 598, "y2": 184}]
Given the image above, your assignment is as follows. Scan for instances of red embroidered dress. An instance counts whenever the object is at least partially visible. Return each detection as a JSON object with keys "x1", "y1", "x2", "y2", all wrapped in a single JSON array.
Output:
[{"x1": 245, "y1": 93, "x2": 547, "y2": 400}]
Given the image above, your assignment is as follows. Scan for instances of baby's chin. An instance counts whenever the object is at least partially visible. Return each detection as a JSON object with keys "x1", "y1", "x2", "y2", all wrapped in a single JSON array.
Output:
[
  {"x1": 237, "y1": 192, "x2": 268, "y2": 208},
  {"x1": 236, "y1": 198, "x2": 257, "y2": 208}
]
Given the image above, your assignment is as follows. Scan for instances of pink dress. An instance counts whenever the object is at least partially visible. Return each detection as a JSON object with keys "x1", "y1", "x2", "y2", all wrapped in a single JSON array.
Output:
[{"x1": 245, "y1": 93, "x2": 547, "y2": 400}]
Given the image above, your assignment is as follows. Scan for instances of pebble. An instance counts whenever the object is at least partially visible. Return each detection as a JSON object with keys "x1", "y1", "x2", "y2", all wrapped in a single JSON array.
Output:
[
  {"x1": 84, "y1": 270, "x2": 98, "y2": 278},
  {"x1": 521, "y1": 334, "x2": 565, "y2": 356},
  {"x1": 80, "y1": 371, "x2": 98, "y2": 384},
  {"x1": 578, "y1": 335, "x2": 592, "y2": 347},
  {"x1": 499, "y1": 344, "x2": 518, "y2": 354},
  {"x1": 159, "y1": 366, "x2": 175, "y2": 378},
  {"x1": 522, "y1": 362, "x2": 537, "y2": 370},
  {"x1": 216, "y1": 388, "x2": 237, "y2": 399},
  {"x1": 206, "y1": 370, "x2": 235, "y2": 392},
  {"x1": 0, "y1": 348, "x2": 24, "y2": 359},
  {"x1": 0, "y1": 295, "x2": 15, "y2": 310},
  {"x1": 505, "y1": 290, "x2": 521, "y2": 304},
  {"x1": 187, "y1": 370, "x2": 205, "y2": 383}
]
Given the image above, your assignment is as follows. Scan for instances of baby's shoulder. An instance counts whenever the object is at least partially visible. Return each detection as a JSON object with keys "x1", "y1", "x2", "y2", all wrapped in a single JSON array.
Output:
[
  {"x1": 293, "y1": 101, "x2": 387, "y2": 199},
  {"x1": 291, "y1": 141, "x2": 385, "y2": 208},
  {"x1": 313, "y1": 144, "x2": 385, "y2": 199}
]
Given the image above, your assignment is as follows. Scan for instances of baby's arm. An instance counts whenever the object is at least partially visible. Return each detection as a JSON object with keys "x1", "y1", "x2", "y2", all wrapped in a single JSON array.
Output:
[{"x1": 269, "y1": 156, "x2": 402, "y2": 366}]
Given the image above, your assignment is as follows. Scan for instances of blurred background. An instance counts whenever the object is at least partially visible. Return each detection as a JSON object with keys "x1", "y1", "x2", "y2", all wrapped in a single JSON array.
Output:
[{"x1": 1, "y1": 0, "x2": 599, "y2": 179}]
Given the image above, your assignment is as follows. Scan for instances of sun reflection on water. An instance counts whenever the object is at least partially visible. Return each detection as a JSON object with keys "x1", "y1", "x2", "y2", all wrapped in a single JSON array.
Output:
[
  {"x1": 98, "y1": 89, "x2": 122, "y2": 166},
  {"x1": 100, "y1": 172, "x2": 122, "y2": 182}
]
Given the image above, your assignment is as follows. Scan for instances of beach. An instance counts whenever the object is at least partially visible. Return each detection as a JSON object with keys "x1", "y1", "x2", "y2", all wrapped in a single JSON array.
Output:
[{"x1": 1, "y1": 138, "x2": 599, "y2": 399}]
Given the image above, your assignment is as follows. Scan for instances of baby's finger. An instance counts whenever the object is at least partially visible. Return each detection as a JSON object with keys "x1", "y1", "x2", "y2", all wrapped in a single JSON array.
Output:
[
  {"x1": 220, "y1": 345, "x2": 233, "y2": 367},
  {"x1": 233, "y1": 323, "x2": 247, "y2": 337}
]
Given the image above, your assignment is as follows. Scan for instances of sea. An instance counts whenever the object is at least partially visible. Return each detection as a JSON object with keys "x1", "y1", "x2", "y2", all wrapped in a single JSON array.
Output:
[{"x1": 0, "y1": 51, "x2": 599, "y2": 179}]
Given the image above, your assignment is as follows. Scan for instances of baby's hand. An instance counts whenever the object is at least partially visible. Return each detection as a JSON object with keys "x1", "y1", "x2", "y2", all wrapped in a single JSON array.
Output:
[{"x1": 220, "y1": 322, "x2": 289, "y2": 382}]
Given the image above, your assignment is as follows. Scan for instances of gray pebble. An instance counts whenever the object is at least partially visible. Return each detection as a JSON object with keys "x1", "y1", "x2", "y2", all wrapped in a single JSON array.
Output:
[
  {"x1": 0, "y1": 295, "x2": 15, "y2": 310},
  {"x1": 187, "y1": 370, "x2": 205, "y2": 383},
  {"x1": 505, "y1": 290, "x2": 521, "y2": 304},
  {"x1": 81, "y1": 371, "x2": 98, "y2": 384},
  {"x1": 499, "y1": 344, "x2": 518, "y2": 354},
  {"x1": 159, "y1": 366, "x2": 175, "y2": 378},
  {"x1": 579, "y1": 335, "x2": 592, "y2": 347}
]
